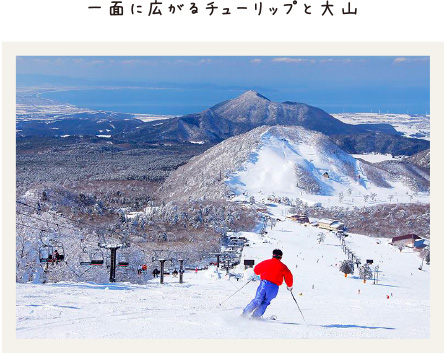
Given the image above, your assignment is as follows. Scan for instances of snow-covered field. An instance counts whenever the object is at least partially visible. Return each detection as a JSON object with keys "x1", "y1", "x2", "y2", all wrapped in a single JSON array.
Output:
[
  {"x1": 351, "y1": 153, "x2": 403, "y2": 163},
  {"x1": 332, "y1": 113, "x2": 430, "y2": 141},
  {"x1": 16, "y1": 205, "x2": 429, "y2": 339}
]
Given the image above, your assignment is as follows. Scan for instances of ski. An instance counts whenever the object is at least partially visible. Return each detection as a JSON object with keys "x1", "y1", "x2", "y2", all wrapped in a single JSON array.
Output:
[{"x1": 240, "y1": 314, "x2": 277, "y2": 321}]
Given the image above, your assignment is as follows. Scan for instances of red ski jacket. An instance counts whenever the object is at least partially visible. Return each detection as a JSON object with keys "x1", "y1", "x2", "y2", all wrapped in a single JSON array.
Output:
[{"x1": 254, "y1": 258, "x2": 293, "y2": 287}]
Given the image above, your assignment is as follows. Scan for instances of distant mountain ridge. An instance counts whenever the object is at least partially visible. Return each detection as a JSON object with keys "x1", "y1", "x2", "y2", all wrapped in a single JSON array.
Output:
[
  {"x1": 116, "y1": 90, "x2": 429, "y2": 156},
  {"x1": 120, "y1": 90, "x2": 360, "y2": 142},
  {"x1": 17, "y1": 90, "x2": 430, "y2": 156}
]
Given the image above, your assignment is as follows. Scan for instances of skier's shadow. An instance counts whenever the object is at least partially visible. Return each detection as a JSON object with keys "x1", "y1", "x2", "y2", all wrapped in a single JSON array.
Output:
[
  {"x1": 322, "y1": 324, "x2": 395, "y2": 330},
  {"x1": 279, "y1": 321, "x2": 302, "y2": 326},
  {"x1": 267, "y1": 322, "x2": 395, "y2": 330}
]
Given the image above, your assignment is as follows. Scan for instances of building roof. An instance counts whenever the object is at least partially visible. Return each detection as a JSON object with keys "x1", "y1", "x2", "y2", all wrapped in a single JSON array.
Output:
[
  {"x1": 318, "y1": 218, "x2": 338, "y2": 225},
  {"x1": 392, "y1": 234, "x2": 421, "y2": 242}
]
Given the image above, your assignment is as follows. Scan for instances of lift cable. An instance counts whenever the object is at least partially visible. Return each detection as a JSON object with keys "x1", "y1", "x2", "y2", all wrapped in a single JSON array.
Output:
[
  {"x1": 16, "y1": 200, "x2": 98, "y2": 229},
  {"x1": 16, "y1": 210, "x2": 80, "y2": 233},
  {"x1": 16, "y1": 200, "x2": 123, "y2": 239},
  {"x1": 16, "y1": 221, "x2": 44, "y2": 230}
]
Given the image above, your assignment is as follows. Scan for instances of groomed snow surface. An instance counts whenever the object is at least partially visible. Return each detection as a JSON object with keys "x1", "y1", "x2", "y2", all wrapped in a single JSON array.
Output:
[{"x1": 16, "y1": 205, "x2": 429, "y2": 339}]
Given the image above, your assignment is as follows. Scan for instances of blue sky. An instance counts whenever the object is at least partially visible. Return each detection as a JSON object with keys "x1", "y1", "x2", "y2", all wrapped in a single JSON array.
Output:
[{"x1": 16, "y1": 56, "x2": 430, "y2": 114}]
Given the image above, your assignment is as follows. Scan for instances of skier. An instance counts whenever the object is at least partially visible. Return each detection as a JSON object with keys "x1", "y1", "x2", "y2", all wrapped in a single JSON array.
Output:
[
  {"x1": 53, "y1": 250, "x2": 60, "y2": 264},
  {"x1": 242, "y1": 249, "x2": 293, "y2": 319}
]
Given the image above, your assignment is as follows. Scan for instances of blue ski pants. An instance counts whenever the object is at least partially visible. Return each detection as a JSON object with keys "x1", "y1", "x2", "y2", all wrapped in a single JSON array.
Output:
[{"x1": 242, "y1": 280, "x2": 279, "y2": 317}]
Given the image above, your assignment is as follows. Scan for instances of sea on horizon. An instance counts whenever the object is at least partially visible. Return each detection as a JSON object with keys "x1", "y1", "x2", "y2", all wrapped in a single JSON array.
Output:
[{"x1": 38, "y1": 87, "x2": 430, "y2": 116}]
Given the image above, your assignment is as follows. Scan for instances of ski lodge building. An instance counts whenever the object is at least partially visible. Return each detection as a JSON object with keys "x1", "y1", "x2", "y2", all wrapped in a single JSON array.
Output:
[
  {"x1": 287, "y1": 214, "x2": 310, "y2": 224},
  {"x1": 391, "y1": 234, "x2": 421, "y2": 247},
  {"x1": 413, "y1": 238, "x2": 430, "y2": 249},
  {"x1": 317, "y1": 218, "x2": 345, "y2": 231}
]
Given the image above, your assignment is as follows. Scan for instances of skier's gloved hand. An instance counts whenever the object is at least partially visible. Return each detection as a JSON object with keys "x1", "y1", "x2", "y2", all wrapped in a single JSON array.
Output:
[{"x1": 287, "y1": 286, "x2": 293, "y2": 291}]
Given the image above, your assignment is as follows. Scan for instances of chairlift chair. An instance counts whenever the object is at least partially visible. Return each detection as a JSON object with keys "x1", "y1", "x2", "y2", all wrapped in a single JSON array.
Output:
[
  {"x1": 90, "y1": 248, "x2": 104, "y2": 266},
  {"x1": 79, "y1": 248, "x2": 91, "y2": 266},
  {"x1": 117, "y1": 253, "x2": 129, "y2": 267},
  {"x1": 39, "y1": 246, "x2": 52, "y2": 263},
  {"x1": 39, "y1": 239, "x2": 65, "y2": 263}
]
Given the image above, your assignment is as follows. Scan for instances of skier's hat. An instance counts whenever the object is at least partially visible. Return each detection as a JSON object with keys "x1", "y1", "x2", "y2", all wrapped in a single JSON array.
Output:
[{"x1": 272, "y1": 249, "x2": 283, "y2": 258}]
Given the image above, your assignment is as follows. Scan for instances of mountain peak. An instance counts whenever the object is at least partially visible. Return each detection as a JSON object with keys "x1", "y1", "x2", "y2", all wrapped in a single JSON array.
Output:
[{"x1": 237, "y1": 90, "x2": 270, "y2": 101}]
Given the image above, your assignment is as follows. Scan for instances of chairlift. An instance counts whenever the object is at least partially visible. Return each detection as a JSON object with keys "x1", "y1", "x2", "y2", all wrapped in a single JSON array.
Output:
[
  {"x1": 39, "y1": 247, "x2": 53, "y2": 263},
  {"x1": 39, "y1": 241, "x2": 65, "y2": 263},
  {"x1": 117, "y1": 252, "x2": 129, "y2": 267},
  {"x1": 90, "y1": 248, "x2": 104, "y2": 266},
  {"x1": 79, "y1": 236, "x2": 105, "y2": 266},
  {"x1": 79, "y1": 247, "x2": 92, "y2": 266},
  {"x1": 38, "y1": 227, "x2": 65, "y2": 264}
]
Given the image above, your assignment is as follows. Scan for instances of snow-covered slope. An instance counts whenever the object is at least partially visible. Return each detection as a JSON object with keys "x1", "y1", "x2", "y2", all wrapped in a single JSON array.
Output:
[
  {"x1": 15, "y1": 204, "x2": 429, "y2": 339},
  {"x1": 160, "y1": 126, "x2": 429, "y2": 206}
]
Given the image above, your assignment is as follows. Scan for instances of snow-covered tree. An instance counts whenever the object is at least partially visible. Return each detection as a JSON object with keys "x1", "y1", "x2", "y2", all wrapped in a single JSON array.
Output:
[
  {"x1": 317, "y1": 232, "x2": 326, "y2": 244},
  {"x1": 269, "y1": 218, "x2": 277, "y2": 230},
  {"x1": 397, "y1": 241, "x2": 406, "y2": 252},
  {"x1": 339, "y1": 260, "x2": 354, "y2": 275},
  {"x1": 359, "y1": 263, "x2": 373, "y2": 280},
  {"x1": 338, "y1": 192, "x2": 344, "y2": 203},
  {"x1": 16, "y1": 228, "x2": 44, "y2": 283},
  {"x1": 420, "y1": 246, "x2": 430, "y2": 265}
]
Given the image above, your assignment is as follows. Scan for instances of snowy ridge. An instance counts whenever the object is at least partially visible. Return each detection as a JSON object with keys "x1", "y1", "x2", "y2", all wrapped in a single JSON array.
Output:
[
  {"x1": 158, "y1": 126, "x2": 268, "y2": 201},
  {"x1": 405, "y1": 149, "x2": 430, "y2": 169},
  {"x1": 160, "y1": 125, "x2": 429, "y2": 206}
]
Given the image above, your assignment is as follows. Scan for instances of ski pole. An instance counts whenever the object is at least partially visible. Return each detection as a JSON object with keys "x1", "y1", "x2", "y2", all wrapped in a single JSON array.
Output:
[
  {"x1": 290, "y1": 289, "x2": 306, "y2": 322},
  {"x1": 219, "y1": 279, "x2": 253, "y2": 306}
]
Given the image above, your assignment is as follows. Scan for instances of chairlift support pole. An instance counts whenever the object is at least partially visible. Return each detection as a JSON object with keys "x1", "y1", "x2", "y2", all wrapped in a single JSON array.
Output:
[
  {"x1": 179, "y1": 259, "x2": 184, "y2": 284},
  {"x1": 99, "y1": 241, "x2": 127, "y2": 283},
  {"x1": 109, "y1": 247, "x2": 117, "y2": 282},
  {"x1": 159, "y1": 259, "x2": 166, "y2": 284},
  {"x1": 210, "y1": 253, "x2": 221, "y2": 268},
  {"x1": 374, "y1": 265, "x2": 380, "y2": 284}
]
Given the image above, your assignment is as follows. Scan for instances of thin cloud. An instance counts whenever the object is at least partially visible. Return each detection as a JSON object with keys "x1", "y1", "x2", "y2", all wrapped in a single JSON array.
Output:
[
  {"x1": 71, "y1": 59, "x2": 86, "y2": 64},
  {"x1": 394, "y1": 58, "x2": 407, "y2": 64},
  {"x1": 199, "y1": 58, "x2": 219, "y2": 64},
  {"x1": 250, "y1": 58, "x2": 262, "y2": 64},
  {"x1": 120, "y1": 59, "x2": 154, "y2": 65},
  {"x1": 320, "y1": 59, "x2": 351, "y2": 64},
  {"x1": 89, "y1": 60, "x2": 106, "y2": 66},
  {"x1": 393, "y1": 57, "x2": 429, "y2": 64},
  {"x1": 30, "y1": 58, "x2": 52, "y2": 64},
  {"x1": 174, "y1": 58, "x2": 218, "y2": 65},
  {"x1": 319, "y1": 58, "x2": 366, "y2": 64},
  {"x1": 272, "y1": 58, "x2": 314, "y2": 63}
]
